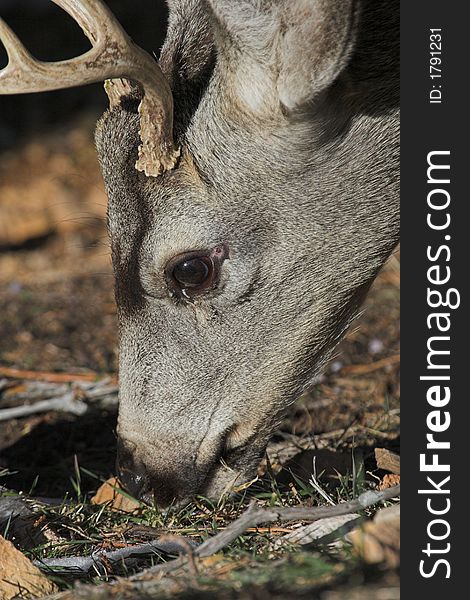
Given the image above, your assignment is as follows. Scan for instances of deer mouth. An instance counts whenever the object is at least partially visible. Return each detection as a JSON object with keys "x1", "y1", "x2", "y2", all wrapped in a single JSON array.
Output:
[{"x1": 116, "y1": 432, "x2": 266, "y2": 508}]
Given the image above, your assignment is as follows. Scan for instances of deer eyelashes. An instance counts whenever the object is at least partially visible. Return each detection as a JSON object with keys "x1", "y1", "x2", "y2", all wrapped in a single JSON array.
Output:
[{"x1": 165, "y1": 244, "x2": 229, "y2": 300}]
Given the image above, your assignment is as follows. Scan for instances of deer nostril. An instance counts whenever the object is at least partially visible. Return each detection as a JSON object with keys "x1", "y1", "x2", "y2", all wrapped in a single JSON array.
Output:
[
  {"x1": 116, "y1": 436, "x2": 228, "y2": 507},
  {"x1": 116, "y1": 443, "x2": 152, "y2": 502},
  {"x1": 118, "y1": 462, "x2": 190, "y2": 507},
  {"x1": 116, "y1": 443, "x2": 184, "y2": 506},
  {"x1": 119, "y1": 465, "x2": 150, "y2": 500}
]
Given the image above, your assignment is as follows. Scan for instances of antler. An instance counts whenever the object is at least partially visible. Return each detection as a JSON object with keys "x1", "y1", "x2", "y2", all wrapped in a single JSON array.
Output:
[{"x1": 0, "y1": 0, "x2": 179, "y2": 177}]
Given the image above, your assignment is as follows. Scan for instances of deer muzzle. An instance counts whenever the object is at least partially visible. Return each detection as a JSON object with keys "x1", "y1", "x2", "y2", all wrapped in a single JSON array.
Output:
[{"x1": 115, "y1": 424, "x2": 247, "y2": 506}]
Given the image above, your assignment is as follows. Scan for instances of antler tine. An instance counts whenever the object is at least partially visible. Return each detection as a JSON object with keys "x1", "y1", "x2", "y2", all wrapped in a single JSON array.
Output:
[
  {"x1": 0, "y1": 18, "x2": 37, "y2": 75},
  {"x1": 51, "y1": 0, "x2": 127, "y2": 48},
  {"x1": 0, "y1": 1, "x2": 179, "y2": 177}
]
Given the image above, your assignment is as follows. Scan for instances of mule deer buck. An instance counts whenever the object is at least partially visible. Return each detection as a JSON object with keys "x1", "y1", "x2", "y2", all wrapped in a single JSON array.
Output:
[{"x1": 0, "y1": 0, "x2": 399, "y2": 506}]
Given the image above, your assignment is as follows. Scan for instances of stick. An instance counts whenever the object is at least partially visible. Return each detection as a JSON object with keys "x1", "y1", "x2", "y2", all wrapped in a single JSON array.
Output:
[
  {"x1": 0, "y1": 381, "x2": 118, "y2": 421},
  {"x1": 375, "y1": 448, "x2": 401, "y2": 475},
  {"x1": 340, "y1": 354, "x2": 400, "y2": 375},
  {"x1": 34, "y1": 537, "x2": 197, "y2": 576},
  {"x1": 0, "y1": 366, "x2": 117, "y2": 384},
  {"x1": 0, "y1": 393, "x2": 88, "y2": 420}
]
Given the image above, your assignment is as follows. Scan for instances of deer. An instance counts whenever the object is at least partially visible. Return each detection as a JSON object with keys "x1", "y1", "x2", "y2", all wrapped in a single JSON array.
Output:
[{"x1": 0, "y1": 0, "x2": 399, "y2": 507}]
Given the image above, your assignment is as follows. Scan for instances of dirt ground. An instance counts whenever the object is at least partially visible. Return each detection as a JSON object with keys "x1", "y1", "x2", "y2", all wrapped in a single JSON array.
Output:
[{"x1": 0, "y1": 117, "x2": 400, "y2": 597}]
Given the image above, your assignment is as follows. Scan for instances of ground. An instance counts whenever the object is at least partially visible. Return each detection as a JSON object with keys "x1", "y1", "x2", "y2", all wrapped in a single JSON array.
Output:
[{"x1": 0, "y1": 117, "x2": 400, "y2": 598}]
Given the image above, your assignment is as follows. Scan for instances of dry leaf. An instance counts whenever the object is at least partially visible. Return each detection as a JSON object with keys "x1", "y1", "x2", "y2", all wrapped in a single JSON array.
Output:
[
  {"x1": 0, "y1": 534, "x2": 57, "y2": 599},
  {"x1": 275, "y1": 513, "x2": 362, "y2": 549},
  {"x1": 91, "y1": 477, "x2": 141, "y2": 513},
  {"x1": 347, "y1": 504, "x2": 400, "y2": 568},
  {"x1": 379, "y1": 474, "x2": 400, "y2": 490}
]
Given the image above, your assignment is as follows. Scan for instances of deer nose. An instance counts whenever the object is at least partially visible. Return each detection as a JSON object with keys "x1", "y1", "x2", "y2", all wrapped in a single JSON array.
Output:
[
  {"x1": 116, "y1": 439, "x2": 198, "y2": 507},
  {"x1": 116, "y1": 442, "x2": 154, "y2": 504}
]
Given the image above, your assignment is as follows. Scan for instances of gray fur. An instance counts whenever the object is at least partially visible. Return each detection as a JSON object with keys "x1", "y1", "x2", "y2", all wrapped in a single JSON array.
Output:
[{"x1": 95, "y1": 0, "x2": 399, "y2": 506}]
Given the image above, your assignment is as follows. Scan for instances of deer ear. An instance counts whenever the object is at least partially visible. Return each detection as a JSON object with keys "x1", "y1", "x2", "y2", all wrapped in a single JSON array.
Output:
[{"x1": 207, "y1": 0, "x2": 358, "y2": 112}]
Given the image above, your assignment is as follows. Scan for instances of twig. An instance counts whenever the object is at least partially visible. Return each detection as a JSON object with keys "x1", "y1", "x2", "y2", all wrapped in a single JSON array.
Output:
[
  {"x1": 0, "y1": 380, "x2": 118, "y2": 421},
  {"x1": 340, "y1": 354, "x2": 400, "y2": 375},
  {"x1": 0, "y1": 393, "x2": 87, "y2": 420},
  {"x1": 0, "y1": 366, "x2": 117, "y2": 384},
  {"x1": 34, "y1": 537, "x2": 197, "y2": 576},
  {"x1": 315, "y1": 424, "x2": 398, "y2": 443},
  {"x1": 158, "y1": 535, "x2": 199, "y2": 575}
]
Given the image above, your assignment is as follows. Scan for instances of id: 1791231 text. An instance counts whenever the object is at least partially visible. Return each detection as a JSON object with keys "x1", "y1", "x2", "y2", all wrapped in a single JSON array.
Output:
[{"x1": 429, "y1": 28, "x2": 442, "y2": 104}]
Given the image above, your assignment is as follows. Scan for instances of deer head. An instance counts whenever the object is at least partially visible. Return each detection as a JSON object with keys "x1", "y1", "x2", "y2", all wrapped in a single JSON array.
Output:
[{"x1": 0, "y1": 0, "x2": 399, "y2": 506}]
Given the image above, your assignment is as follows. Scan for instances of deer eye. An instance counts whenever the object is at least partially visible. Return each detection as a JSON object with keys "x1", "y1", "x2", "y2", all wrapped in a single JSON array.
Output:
[
  {"x1": 173, "y1": 257, "x2": 211, "y2": 288},
  {"x1": 165, "y1": 245, "x2": 228, "y2": 299}
]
